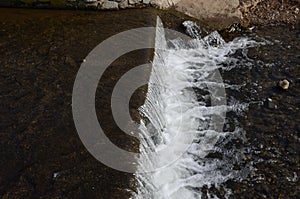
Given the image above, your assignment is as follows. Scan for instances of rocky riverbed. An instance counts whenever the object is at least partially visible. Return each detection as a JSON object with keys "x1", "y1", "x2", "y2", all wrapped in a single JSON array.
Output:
[
  {"x1": 171, "y1": 0, "x2": 299, "y2": 28},
  {"x1": 1, "y1": 0, "x2": 299, "y2": 28},
  {"x1": 240, "y1": 0, "x2": 300, "y2": 27}
]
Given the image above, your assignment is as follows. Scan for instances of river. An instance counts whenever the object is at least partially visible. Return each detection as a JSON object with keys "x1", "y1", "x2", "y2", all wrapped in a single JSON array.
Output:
[{"x1": 0, "y1": 7, "x2": 299, "y2": 199}]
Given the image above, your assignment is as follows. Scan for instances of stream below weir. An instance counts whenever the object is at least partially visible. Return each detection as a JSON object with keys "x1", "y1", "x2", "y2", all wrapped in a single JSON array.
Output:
[{"x1": 0, "y1": 8, "x2": 299, "y2": 199}]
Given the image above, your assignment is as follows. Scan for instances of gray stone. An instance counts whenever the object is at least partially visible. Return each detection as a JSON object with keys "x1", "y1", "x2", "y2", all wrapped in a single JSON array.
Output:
[
  {"x1": 174, "y1": 0, "x2": 242, "y2": 28},
  {"x1": 150, "y1": 0, "x2": 180, "y2": 8},
  {"x1": 143, "y1": 0, "x2": 150, "y2": 4},
  {"x1": 101, "y1": 1, "x2": 119, "y2": 10},
  {"x1": 119, "y1": 0, "x2": 128, "y2": 9},
  {"x1": 128, "y1": 0, "x2": 140, "y2": 5}
]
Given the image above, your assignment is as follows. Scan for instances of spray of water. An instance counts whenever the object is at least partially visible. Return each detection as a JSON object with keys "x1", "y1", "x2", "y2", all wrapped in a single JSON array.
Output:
[{"x1": 133, "y1": 17, "x2": 261, "y2": 199}]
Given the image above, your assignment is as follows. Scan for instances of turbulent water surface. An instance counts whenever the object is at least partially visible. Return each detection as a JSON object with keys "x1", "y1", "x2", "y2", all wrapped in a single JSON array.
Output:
[{"x1": 134, "y1": 18, "x2": 299, "y2": 198}]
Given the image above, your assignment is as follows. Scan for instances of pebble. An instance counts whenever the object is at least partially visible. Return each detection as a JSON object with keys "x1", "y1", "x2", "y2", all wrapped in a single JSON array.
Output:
[
  {"x1": 53, "y1": 172, "x2": 60, "y2": 179},
  {"x1": 265, "y1": 98, "x2": 278, "y2": 109},
  {"x1": 278, "y1": 79, "x2": 289, "y2": 90}
]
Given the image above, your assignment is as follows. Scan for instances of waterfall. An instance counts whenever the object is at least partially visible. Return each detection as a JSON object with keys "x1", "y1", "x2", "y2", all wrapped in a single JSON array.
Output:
[{"x1": 133, "y1": 17, "x2": 261, "y2": 199}]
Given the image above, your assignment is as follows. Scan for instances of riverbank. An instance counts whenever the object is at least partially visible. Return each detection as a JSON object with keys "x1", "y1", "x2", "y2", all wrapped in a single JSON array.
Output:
[
  {"x1": 0, "y1": 0, "x2": 299, "y2": 29},
  {"x1": 240, "y1": 0, "x2": 300, "y2": 27},
  {"x1": 170, "y1": 0, "x2": 299, "y2": 29}
]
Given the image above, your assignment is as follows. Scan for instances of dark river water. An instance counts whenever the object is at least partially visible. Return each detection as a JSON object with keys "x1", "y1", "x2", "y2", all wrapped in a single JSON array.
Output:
[
  {"x1": 222, "y1": 24, "x2": 300, "y2": 198},
  {"x1": 0, "y1": 8, "x2": 299, "y2": 199}
]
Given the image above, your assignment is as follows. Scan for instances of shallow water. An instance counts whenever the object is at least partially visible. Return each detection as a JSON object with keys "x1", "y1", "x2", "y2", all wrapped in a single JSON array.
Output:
[
  {"x1": 0, "y1": 7, "x2": 299, "y2": 199},
  {"x1": 0, "y1": 7, "x2": 158, "y2": 198},
  {"x1": 134, "y1": 19, "x2": 300, "y2": 198},
  {"x1": 221, "y1": 25, "x2": 300, "y2": 198}
]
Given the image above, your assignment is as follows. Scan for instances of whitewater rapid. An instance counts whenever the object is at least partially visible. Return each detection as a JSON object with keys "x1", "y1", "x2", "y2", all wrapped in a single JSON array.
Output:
[{"x1": 133, "y1": 17, "x2": 262, "y2": 199}]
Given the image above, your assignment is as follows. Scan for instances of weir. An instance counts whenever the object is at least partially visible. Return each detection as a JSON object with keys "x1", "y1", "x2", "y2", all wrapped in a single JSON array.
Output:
[{"x1": 134, "y1": 17, "x2": 262, "y2": 199}]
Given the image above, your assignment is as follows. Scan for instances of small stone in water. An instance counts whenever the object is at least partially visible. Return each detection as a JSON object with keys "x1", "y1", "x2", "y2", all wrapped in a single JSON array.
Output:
[
  {"x1": 265, "y1": 98, "x2": 277, "y2": 109},
  {"x1": 53, "y1": 172, "x2": 60, "y2": 179},
  {"x1": 278, "y1": 79, "x2": 289, "y2": 90}
]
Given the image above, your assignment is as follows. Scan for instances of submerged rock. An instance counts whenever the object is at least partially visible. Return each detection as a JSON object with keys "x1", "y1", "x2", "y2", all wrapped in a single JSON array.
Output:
[
  {"x1": 265, "y1": 98, "x2": 278, "y2": 109},
  {"x1": 278, "y1": 79, "x2": 290, "y2": 90}
]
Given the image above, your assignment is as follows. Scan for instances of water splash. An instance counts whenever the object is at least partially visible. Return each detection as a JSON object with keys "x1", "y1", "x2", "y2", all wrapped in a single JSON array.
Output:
[
  {"x1": 182, "y1": 20, "x2": 202, "y2": 39},
  {"x1": 134, "y1": 18, "x2": 261, "y2": 199}
]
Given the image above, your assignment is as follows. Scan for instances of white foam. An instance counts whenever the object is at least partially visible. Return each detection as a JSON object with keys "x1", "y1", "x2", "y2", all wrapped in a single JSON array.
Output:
[{"x1": 134, "y1": 17, "x2": 261, "y2": 199}]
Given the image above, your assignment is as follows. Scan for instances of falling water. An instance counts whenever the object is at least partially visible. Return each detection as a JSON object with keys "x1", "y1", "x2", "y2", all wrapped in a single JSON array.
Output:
[{"x1": 134, "y1": 17, "x2": 263, "y2": 199}]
